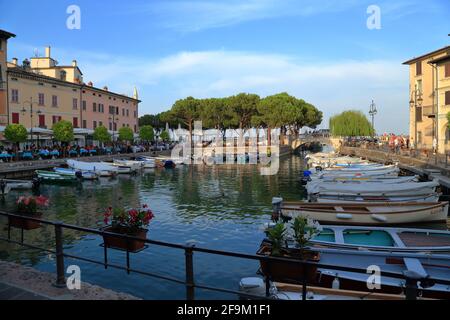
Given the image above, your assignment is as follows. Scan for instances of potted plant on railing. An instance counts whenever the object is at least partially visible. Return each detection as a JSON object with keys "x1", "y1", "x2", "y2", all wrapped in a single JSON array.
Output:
[
  {"x1": 257, "y1": 217, "x2": 322, "y2": 284},
  {"x1": 9, "y1": 195, "x2": 49, "y2": 230},
  {"x1": 102, "y1": 205, "x2": 154, "y2": 252}
]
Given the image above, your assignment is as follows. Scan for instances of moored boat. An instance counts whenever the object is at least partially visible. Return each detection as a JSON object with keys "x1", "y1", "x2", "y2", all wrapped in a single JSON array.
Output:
[
  {"x1": 35, "y1": 170, "x2": 78, "y2": 182},
  {"x1": 306, "y1": 180, "x2": 439, "y2": 198},
  {"x1": 275, "y1": 199, "x2": 449, "y2": 225},
  {"x1": 53, "y1": 167, "x2": 98, "y2": 180},
  {"x1": 67, "y1": 160, "x2": 118, "y2": 176}
]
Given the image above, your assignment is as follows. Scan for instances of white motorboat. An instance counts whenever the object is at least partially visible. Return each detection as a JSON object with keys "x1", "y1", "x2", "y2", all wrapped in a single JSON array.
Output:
[
  {"x1": 239, "y1": 278, "x2": 424, "y2": 300},
  {"x1": 53, "y1": 167, "x2": 98, "y2": 180},
  {"x1": 135, "y1": 156, "x2": 156, "y2": 168},
  {"x1": 100, "y1": 161, "x2": 139, "y2": 173},
  {"x1": 113, "y1": 160, "x2": 143, "y2": 171},
  {"x1": 315, "y1": 193, "x2": 441, "y2": 203},
  {"x1": 306, "y1": 180, "x2": 439, "y2": 196},
  {"x1": 67, "y1": 160, "x2": 118, "y2": 176},
  {"x1": 276, "y1": 199, "x2": 449, "y2": 225},
  {"x1": 313, "y1": 167, "x2": 400, "y2": 178},
  {"x1": 308, "y1": 175, "x2": 418, "y2": 185}
]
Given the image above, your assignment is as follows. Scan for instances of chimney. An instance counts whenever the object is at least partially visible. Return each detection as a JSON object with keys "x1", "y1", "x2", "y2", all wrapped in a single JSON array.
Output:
[
  {"x1": 45, "y1": 46, "x2": 51, "y2": 58},
  {"x1": 72, "y1": 60, "x2": 77, "y2": 67},
  {"x1": 87, "y1": 81, "x2": 93, "y2": 87},
  {"x1": 12, "y1": 58, "x2": 18, "y2": 66},
  {"x1": 103, "y1": 86, "x2": 108, "y2": 91},
  {"x1": 22, "y1": 59, "x2": 31, "y2": 70}
]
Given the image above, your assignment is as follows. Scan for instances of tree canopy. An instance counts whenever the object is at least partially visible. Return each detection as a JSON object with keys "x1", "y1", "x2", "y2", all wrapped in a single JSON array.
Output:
[
  {"x1": 160, "y1": 130, "x2": 170, "y2": 142},
  {"x1": 4, "y1": 124, "x2": 28, "y2": 144},
  {"x1": 139, "y1": 125, "x2": 155, "y2": 142},
  {"x1": 139, "y1": 92, "x2": 322, "y2": 140},
  {"x1": 329, "y1": 110, "x2": 374, "y2": 137},
  {"x1": 118, "y1": 127, "x2": 134, "y2": 142},
  {"x1": 52, "y1": 120, "x2": 74, "y2": 143},
  {"x1": 93, "y1": 126, "x2": 111, "y2": 143}
]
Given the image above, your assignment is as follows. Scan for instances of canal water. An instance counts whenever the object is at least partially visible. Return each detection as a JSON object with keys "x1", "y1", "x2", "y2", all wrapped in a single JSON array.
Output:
[{"x1": 0, "y1": 155, "x2": 309, "y2": 299}]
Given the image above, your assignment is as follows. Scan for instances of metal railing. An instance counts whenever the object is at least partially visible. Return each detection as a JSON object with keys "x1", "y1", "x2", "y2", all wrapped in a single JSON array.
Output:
[{"x1": 0, "y1": 211, "x2": 448, "y2": 300}]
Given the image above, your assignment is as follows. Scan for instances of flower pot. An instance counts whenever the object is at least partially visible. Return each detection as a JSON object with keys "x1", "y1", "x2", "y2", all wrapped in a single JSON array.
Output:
[
  {"x1": 102, "y1": 226, "x2": 148, "y2": 252},
  {"x1": 256, "y1": 242, "x2": 320, "y2": 284},
  {"x1": 8, "y1": 212, "x2": 43, "y2": 230}
]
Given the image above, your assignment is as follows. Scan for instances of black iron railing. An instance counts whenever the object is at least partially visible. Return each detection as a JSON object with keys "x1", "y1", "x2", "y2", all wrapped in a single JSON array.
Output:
[{"x1": 0, "y1": 211, "x2": 449, "y2": 300}]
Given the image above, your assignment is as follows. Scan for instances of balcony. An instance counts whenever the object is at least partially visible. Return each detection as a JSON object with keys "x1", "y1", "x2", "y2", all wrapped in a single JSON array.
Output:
[{"x1": 422, "y1": 105, "x2": 436, "y2": 118}]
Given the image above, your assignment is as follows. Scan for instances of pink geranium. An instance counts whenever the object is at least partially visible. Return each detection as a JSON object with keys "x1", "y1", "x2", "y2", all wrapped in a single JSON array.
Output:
[{"x1": 103, "y1": 204, "x2": 154, "y2": 231}]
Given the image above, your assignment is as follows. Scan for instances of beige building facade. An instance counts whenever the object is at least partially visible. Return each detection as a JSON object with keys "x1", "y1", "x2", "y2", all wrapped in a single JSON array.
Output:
[
  {"x1": 404, "y1": 46, "x2": 450, "y2": 153},
  {"x1": 0, "y1": 29, "x2": 140, "y2": 136}
]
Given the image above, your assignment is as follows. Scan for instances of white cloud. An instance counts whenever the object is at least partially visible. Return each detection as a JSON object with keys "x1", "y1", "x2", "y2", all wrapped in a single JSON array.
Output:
[
  {"x1": 10, "y1": 45, "x2": 409, "y2": 133},
  {"x1": 129, "y1": 0, "x2": 360, "y2": 32}
]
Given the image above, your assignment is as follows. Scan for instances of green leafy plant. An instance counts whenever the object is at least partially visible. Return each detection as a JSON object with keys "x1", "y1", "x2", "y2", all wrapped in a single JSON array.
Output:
[
  {"x1": 266, "y1": 223, "x2": 286, "y2": 256},
  {"x1": 118, "y1": 127, "x2": 134, "y2": 142},
  {"x1": 139, "y1": 125, "x2": 154, "y2": 142},
  {"x1": 291, "y1": 216, "x2": 322, "y2": 252},
  {"x1": 159, "y1": 130, "x2": 170, "y2": 142},
  {"x1": 93, "y1": 126, "x2": 111, "y2": 144},
  {"x1": 52, "y1": 120, "x2": 74, "y2": 143},
  {"x1": 329, "y1": 110, "x2": 374, "y2": 137},
  {"x1": 4, "y1": 124, "x2": 28, "y2": 160}
]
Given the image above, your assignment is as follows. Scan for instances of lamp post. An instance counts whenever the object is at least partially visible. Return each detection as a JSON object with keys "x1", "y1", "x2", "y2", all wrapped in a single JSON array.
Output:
[
  {"x1": 21, "y1": 97, "x2": 42, "y2": 147},
  {"x1": 409, "y1": 84, "x2": 423, "y2": 152},
  {"x1": 369, "y1": 100, "x2": 377, "y2": 137},
  {"x1": 109, "y1": 113, "x2": 119, "y2": 146}
]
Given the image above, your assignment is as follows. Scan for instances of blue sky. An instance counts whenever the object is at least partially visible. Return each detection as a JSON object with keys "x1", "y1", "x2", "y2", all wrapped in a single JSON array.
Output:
[{"x1": 1, "y1": 0, "x2": 449, "y2": 133}]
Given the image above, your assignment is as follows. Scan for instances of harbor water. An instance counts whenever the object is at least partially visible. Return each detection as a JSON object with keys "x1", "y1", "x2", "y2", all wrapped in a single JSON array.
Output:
[{"x1": 0, "y1": 155, "x2": 448, "y2": 299}]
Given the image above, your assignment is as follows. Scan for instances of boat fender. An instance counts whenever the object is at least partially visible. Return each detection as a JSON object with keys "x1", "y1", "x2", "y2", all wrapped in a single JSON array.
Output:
[
  {"x1": 371, "y1": 214, "x2": 387, "y2": 222},
  {"x1": 336, "y1": 213, "x2": 352, "y2": 219}
]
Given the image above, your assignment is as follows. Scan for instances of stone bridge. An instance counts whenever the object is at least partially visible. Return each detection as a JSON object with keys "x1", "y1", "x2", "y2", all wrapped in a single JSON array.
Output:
[{"x1": 287, "y1": 135, "x2": 340, "y2": 151}]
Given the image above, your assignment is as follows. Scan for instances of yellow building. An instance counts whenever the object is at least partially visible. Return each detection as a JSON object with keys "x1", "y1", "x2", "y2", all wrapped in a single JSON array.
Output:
[
  {"x1": 403, "y1": 46, "x2": 450, "y2": 153},
  {"x1": 0, "y1": 30, "x2": 16, "y2": 126},
  {"x1": 0, "y1": 29, "x2": 140, "y2": 137}
]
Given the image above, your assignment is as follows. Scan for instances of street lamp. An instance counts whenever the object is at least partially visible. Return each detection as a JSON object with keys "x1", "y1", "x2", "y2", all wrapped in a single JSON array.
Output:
[
  {"x1": 409, "y1": 84, "x2": 423, "y2": 150},
  {"x1": 109, "y1": 113, "x2": 119, "y2": 145},
  {"x1": 21, "y1": 97, "x2": 42, "y2": 147},
  {"x1": 369, "y1": 100, "x2": 377, "y2": 137}
]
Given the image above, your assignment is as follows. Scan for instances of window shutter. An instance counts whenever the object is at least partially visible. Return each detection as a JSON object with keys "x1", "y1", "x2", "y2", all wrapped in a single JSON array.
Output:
[
  {"x1": 446, "y1": 91, "x2": 450, "y2": 106},
  {"x1": 12, "y1": 113, "x2": 19, "y2": 124},
  {"x1": 416, "y1": 61, "x2": 422, "y2": 75}
]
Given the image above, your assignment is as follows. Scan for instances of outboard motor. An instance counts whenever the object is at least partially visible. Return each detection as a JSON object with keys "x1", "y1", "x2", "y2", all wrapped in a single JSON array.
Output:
[
  {"x1": 239, "y1": 277, "x2": 277, "y2": 300},
  {"x1": 300, "y1": 170, "x2": 312, "y2": 185},
  {"x1": 271, "y1": 197, "x2": 283, "y2": 222},
  {"x1": 75, "y1": 171, "x2": 83, "y2": 179},
  {"x1": 32, "y1": 177, "x2": 41, "y2": 190}
]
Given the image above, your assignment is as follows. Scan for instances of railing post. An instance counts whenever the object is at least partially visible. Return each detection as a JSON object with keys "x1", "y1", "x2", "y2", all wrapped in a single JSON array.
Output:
[
  {"x1": 403, "y1": 271, "x2": 420, "y2": 300},
  {"x1": 302, "y1": 260, "x2": 308, "y2": 301},
  {"x1": 185, "y1": 244, "x2": 195, "y2": 300},
  {"x1": 54, "y1": 222, "x2": 66, "y2": 287}
]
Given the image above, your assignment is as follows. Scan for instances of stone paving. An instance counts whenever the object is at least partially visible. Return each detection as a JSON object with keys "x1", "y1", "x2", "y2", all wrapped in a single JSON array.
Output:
[{"x1": 0, "y1": 260, "x2": 140, "y2": 300}]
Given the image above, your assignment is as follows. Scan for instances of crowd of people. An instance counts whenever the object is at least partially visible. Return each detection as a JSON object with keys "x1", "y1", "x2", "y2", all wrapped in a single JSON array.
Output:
[{"x1": 0, "y1": 142, "x2": 172, "y2": 162}]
